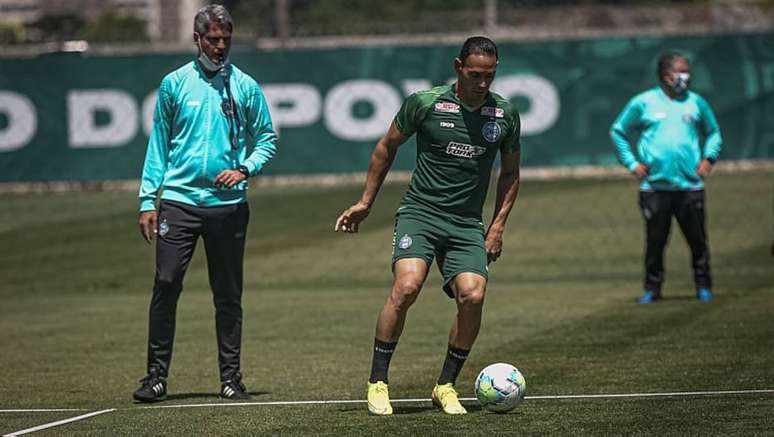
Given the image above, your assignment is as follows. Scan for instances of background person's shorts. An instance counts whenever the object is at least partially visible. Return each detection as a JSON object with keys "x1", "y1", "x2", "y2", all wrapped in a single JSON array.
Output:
[{"x1": 391, "y1": 205, "x2": 488, "y2": 298}]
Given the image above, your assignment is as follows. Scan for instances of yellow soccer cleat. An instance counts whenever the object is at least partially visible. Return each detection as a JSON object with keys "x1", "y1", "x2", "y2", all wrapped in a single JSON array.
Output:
[
  {"x1": 367, "y1": 381, "x2": 393, "y2": 415},
  {"x1": 432, "y1": 383, "x2": 467, "y2": 415}
]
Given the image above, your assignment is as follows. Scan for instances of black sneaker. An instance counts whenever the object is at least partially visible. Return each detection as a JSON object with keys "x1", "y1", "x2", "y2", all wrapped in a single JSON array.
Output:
[
  {"x1": 133, "y1": 368, "x2": 167, "y2": 403},
  {"x1": 221, "y1": 372, "x2": 251, "y2": 400}
]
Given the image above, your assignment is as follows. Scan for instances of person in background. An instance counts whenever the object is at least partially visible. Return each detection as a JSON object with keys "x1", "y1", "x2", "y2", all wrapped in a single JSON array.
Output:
[{"x1": 611, "y1": 51, "x2": 721, "y2": 304}]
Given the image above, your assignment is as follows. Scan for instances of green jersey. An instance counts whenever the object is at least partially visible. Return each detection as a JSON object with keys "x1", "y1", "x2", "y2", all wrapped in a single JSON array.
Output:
[{"x1": 394, "y1": 84, "x2": 520, "y2": 219}]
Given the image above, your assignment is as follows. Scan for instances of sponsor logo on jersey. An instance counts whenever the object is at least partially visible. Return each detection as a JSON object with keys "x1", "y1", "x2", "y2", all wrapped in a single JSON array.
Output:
[
  {"x1": 398, "y1": 234, "x2": 413, "y2": 249},
  {"x1": 482, "y1": 121, "x2": 502, "y2": 143},
  {"x1": 446, "y1": 141, "x2": 486, "y2": 158},
  {"x1": 481, "y1": 106, "x2": 504, "y2": 118},
  {"x1": 682, "y1": 113, "x2": 698, "y2": 124},
  {"x1": 654, "y1": 112, "x2": 667, "y2": 119},
  {"x1": 186, "y1": 100, "x2": 201, "y2": 107},
  {"x1": 440, "y1": 121, "x2": 455, "y2": 129},
  {"x1": 434, "y1": 102, "x2": 460, "y2": 113}
]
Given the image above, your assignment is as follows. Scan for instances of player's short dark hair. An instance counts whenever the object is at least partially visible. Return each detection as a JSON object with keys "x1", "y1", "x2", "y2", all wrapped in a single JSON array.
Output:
[
  {"x1": 657, "y1": 51, "x2": 687, "y2": 80},
  {"x1": 459, "y1": 36, "x2": 498, "y2": 63},
  {"x1": 194, "y1": 4, "x2": 233, "y2": 35}
]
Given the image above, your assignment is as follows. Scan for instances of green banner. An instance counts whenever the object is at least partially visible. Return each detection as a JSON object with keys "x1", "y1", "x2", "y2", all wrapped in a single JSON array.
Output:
[{"x1": 0, "y1": 32, "x2": 772, "y2": 182}]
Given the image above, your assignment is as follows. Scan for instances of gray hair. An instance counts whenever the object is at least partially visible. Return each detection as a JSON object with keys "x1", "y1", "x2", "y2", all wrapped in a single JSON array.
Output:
[{"x1": 194, "y1": 4, "x2": 233, "y2": 35}]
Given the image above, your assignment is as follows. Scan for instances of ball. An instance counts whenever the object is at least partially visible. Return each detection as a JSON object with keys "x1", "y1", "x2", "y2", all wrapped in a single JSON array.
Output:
[{"x1": 474, "y1": 362, "x2": 526, "y2": 413}]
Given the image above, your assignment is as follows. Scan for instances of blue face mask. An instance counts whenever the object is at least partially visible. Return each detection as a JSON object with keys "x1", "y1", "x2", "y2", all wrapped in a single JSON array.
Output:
[{"x1": 671, "y1": 72, "x2": 690, "y2": 94}]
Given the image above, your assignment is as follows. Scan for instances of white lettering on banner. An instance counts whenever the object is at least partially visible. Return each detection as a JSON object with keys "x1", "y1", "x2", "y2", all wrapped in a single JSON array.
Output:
[
  {"x1": 142, "y1": 90, "x2": 157, "y2": 136},
  {"x1": 0, "y1": 91, "x2": 37, "y2": 152},
  {"x1": 68, "y1": 90, "x2": 138, "y2": 148},
  {"x1": 492, "y1": 75, "x2": 559, "y2": 136},
  {"x1": 263, "y1": 84, "x2": 322, "y2": 134},
  {"x1": 324, "y1": 80, "x2": 402, "y2": 141}
]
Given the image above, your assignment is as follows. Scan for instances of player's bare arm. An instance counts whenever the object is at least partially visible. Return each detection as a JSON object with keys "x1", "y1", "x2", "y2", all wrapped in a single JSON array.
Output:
[
  {"x1": 334, "y1": 122, "x2": 407, "y2": 233},
  {"x1": 485, "y1": 147, "x2": 521, "y2": 262},
  {"x1": 139, "y1": 210, "x2": 158, "y2": 244}
]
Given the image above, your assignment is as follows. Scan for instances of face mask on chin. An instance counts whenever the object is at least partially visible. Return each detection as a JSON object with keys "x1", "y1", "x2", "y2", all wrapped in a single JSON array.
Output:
[
  {"x1": 196, "y1": 38, "x2": 226, "y2": 73},
  {"x1": 671, "y1": 72, "x2": 690, "y2": 94}
]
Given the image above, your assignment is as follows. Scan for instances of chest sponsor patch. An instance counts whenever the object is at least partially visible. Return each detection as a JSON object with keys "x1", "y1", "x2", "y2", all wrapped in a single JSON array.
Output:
[
  {"x1": 434, "y1": 102, "x2": 460, "y2": 113},
  {"x1": 186, "y1": 100, "x2": 201, "y2": 107},
  {"x1": 481, "y1": 106, "x2": 504, "y2": 118},
  {"x1": 482, "y1": 121, "x2": 502, "y2": 143},
  {"x1": 440, "y1": 121, "x2": 455, "y2": 129},
  {"x1": 446, "y1": 141, "x2": 486, "y2": 159},
  {"x1": 654, "y1": 112, "x2": 667, "y2": 119}
]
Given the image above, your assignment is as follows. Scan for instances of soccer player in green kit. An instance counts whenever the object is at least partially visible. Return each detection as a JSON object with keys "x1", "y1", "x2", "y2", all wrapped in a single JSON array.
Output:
[{"x1": 335, "y1": 36, "x2": 521, "y2": 415}]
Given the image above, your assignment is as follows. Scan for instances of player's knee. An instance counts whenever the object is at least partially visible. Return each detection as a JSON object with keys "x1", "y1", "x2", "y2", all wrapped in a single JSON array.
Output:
[
  {"x1": 390, "y1": 278, "x2": 422, "y2": 310},
  {"x1": 456, "y1": 284, "x2": 486, "y2": 308}
]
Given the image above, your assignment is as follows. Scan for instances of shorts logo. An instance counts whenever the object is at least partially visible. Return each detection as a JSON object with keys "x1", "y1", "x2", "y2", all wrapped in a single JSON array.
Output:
[
  {"x1": 158, "y1": 218, "x2": 169, "y2": 237},
  {"x1": 446, "y1": 141, "x2": 486, "y2": 158},
  {"x1": 440, "y1": 121, "x2": 455, "y2": 129},
  {"x1": 434, "y1": 102, "x2": 460, "y2": 113},
  {"x1": 398, "y1": 234, "x2": 413, "y2": 249},
  {"x1": 482, "y1": 121, "x2": 502, "y2": 143},
  {"x1": 481, "y1": 106, "x2": 504, "y2": 118}
]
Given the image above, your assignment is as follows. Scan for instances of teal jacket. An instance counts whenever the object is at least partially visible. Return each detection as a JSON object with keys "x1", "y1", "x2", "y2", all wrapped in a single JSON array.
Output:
[
  {"x1": 610, "y1": 87, "x2": 722, "y2": 191},
  {"x1": 139, "y1": 61, "x2": 277, "y2": 211}
]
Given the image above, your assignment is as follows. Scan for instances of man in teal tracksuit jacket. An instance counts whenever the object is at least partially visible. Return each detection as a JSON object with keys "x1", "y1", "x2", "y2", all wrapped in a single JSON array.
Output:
[
  {"x1": 133, "y1": 4, "x2": 277, "y2": 402},
  {"x1": 611, "y1": 51, "x2": 722, "y2": 304}
]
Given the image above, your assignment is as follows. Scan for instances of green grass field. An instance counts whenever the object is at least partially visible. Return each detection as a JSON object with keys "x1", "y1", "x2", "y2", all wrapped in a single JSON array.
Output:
[{"x1": 1, "y1": 171, "x2": 773, "y2": 435}]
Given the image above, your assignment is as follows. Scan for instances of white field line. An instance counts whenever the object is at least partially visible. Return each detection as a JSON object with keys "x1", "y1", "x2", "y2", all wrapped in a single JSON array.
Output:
[
  {"x1": 2, "y1": 408, "x2": 115, "y2": 436},
  {"x1": 3, "y1": 389, "x2": 771, "y2": 434},
  {"x1": 141, "y1": 388, "x2": 774, "y2": 410},
  {"x1": 0, "y1": 409, "x2": 88, "y2": 413}
]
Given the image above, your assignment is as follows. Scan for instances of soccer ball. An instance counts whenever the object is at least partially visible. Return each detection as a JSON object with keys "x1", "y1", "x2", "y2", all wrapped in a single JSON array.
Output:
[{"x1": 474, "y1": 362, "x2": 526, "y2": 413}]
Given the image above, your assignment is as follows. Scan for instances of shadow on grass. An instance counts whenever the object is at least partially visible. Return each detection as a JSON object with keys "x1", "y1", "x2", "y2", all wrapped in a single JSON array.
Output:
[
  {"x1": 337, "y1": 403, "x2": 487, "y2": 415},
  {"x1": 164, "y1": 390, "x2": 272, "y2": 401}
]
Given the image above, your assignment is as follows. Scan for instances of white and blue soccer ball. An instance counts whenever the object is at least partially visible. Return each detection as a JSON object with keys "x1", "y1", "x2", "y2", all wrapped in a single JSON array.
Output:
[{"x1": 474, "y1": 362, "x2": 526, "y2": 413}]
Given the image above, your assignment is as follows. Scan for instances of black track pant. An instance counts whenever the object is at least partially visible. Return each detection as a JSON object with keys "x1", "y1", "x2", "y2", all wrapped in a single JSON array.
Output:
[
  {"x1": 146, "y1": 200, "x2": 249, "y2": 381},
  {"x1": 638, "y1": 190, "x2": 712, "y2": 293}
]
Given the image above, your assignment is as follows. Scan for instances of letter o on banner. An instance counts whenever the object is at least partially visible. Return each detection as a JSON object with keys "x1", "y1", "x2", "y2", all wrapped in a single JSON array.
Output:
[
  {"x1": 0, "y1": 92, "x2": 37, "y2": 152},
  {"x1": 324, "y1": 80, "x2": 402, "y2": 141},
  {"x1": 492, "y1": 75, "x2": 560, "y2": 136}
]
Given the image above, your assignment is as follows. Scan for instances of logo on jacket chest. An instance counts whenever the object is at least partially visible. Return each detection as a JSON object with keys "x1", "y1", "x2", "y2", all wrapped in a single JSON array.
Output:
[{"x1": 682, "y1": 113, "x2": 698, "y2": 124}]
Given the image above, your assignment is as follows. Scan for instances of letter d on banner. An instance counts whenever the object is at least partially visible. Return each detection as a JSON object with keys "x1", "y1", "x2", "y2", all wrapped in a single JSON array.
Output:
[
  {"x1": 0, "y1": 92, "x2": 37, "y2": 152},
  {"x1": 68, "y1": 90, "x2": 138, "y2": 148}
]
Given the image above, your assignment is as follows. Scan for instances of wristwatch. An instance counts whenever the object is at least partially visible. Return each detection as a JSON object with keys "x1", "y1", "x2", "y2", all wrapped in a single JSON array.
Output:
[{"x1": 237, "y1": 165, "x2": 250, "y2": 178}]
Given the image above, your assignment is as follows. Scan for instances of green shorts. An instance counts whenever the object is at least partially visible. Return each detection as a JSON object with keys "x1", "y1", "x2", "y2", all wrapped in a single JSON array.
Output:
[{"x1": 391, "y1": 205, "x2": 488, "y2": 298}]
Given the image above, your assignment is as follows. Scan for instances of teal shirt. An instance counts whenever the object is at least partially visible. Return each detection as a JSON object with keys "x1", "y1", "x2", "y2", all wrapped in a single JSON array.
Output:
[
  {"x1": 139, "y1": 61, "x2": 277, "y2": 211},
  {"x1": 610, "y1": 87, "x2": 721, "y2": 191}
]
